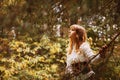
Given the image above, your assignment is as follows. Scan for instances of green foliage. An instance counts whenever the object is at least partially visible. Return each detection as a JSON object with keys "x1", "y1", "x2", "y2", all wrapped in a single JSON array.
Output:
[
  {"x1": 0, "y1": 36, "x2": 68, "y2": 80},
  {"x1": 0, "y1": 35, "x2": 120, "y2": 80},
  {"x1": 0, "y1": 0, "x2": 120, "y2": 79}
]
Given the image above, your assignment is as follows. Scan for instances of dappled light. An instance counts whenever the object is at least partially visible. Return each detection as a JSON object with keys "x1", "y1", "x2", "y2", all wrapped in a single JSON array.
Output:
[{"x1": 0, "y1": 0, "x2": 120, "y2": 80}]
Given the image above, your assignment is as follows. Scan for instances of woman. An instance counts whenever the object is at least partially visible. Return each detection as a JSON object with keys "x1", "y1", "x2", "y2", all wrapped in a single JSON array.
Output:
[{"x1": 66, "y1": 24, "x2": 106, "y2": 80}]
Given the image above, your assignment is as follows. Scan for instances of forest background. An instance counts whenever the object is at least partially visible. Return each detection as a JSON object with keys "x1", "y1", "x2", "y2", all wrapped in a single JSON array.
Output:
[{"x1": 0, "y1": 0, "x2": 120, "y2": 80}]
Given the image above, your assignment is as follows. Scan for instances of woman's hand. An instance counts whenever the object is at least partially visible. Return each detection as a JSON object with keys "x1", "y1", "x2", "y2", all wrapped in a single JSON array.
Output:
[{"x1": 99, "y1": 45, "x2": 108, "y2": 58}]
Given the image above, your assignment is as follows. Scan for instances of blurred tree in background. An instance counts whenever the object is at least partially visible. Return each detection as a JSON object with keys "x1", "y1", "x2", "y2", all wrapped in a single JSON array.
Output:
[{"x1": 0, "y1": 0, "x2": 120, "y2": 80}]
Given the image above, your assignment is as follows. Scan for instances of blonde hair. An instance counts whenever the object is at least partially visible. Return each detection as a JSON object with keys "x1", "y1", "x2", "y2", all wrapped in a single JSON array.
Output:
[{"x1": 67, "y1": 24, "x2": 87, "y2": 54}]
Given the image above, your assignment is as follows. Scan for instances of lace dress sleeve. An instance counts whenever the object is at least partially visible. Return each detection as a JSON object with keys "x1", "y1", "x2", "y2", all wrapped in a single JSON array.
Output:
[{"x1": 81, "y1": 42, "x2": 102, "y2": 64}]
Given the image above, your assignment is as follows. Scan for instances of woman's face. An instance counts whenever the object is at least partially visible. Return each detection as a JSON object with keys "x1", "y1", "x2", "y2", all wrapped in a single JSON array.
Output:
[{"x1": 69, "y1": 28, "x2": 76, "y2": 39}]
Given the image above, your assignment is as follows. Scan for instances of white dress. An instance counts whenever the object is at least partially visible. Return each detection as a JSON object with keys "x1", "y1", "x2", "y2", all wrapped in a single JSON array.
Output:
[{"x1": 66, "y1": 42, "x2": 101, "y2": 79}]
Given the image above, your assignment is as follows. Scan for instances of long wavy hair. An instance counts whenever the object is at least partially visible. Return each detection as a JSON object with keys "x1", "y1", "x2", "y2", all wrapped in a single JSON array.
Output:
[{"x1": 67, "y1": 24, "x2": 87, "y2": 54}]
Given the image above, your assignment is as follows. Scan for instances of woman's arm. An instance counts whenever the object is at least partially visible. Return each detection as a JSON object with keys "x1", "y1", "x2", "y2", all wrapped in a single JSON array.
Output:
[{"x1": 81, "y1": 42, "x2": 102, "y2": 64}]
